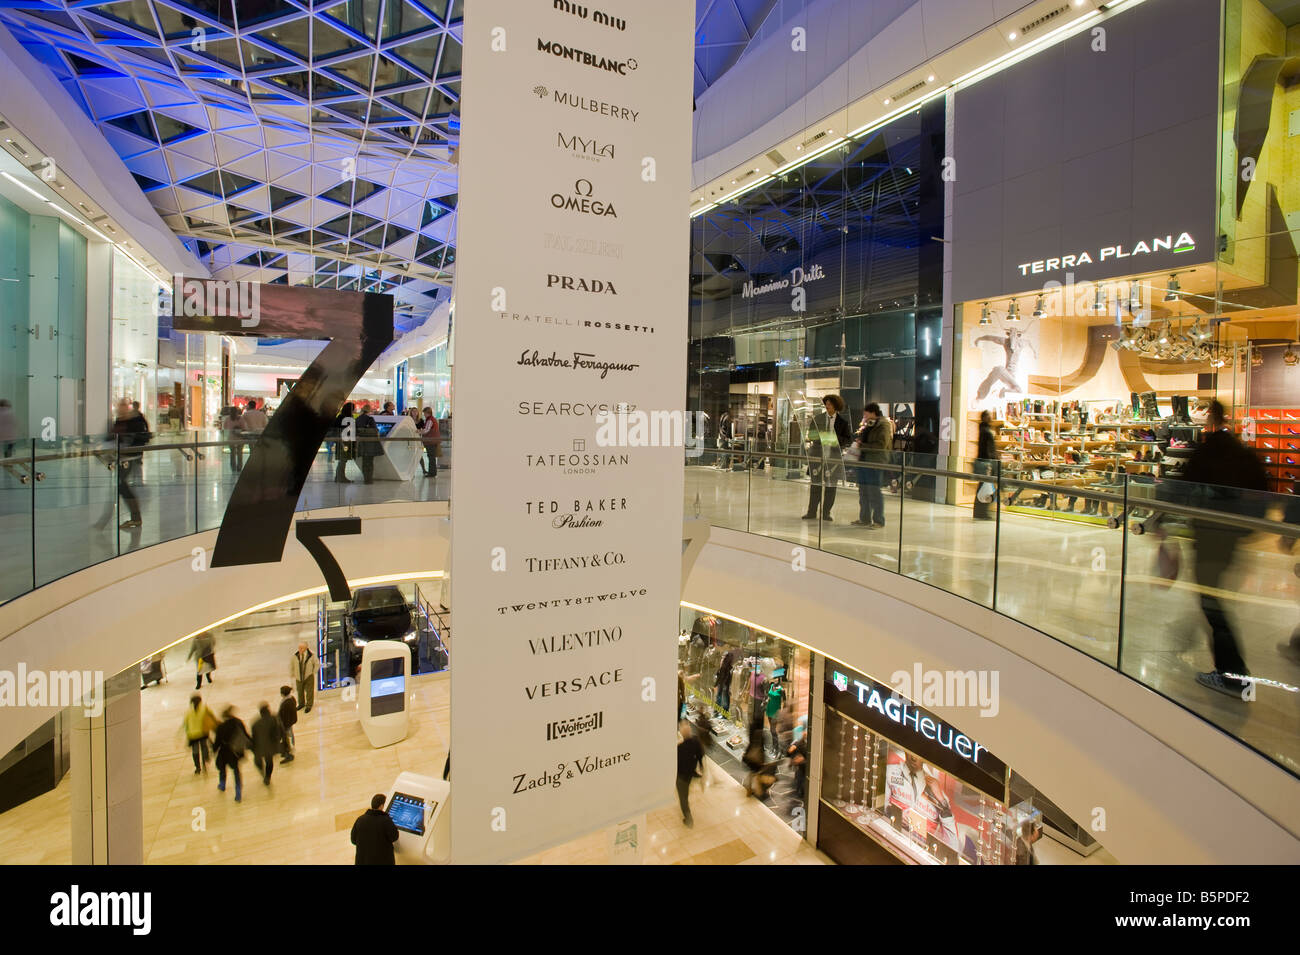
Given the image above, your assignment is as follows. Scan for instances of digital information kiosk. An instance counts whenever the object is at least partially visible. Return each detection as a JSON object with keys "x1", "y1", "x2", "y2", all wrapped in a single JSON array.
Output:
[
  {"x1": 383, "y1": 771, "x2": 451, "y2": 864},
  {"x1": 369, "y1": 414, "x2": 421, "y2": 481},
  {"x1": 358, "y1": 640, "x2": 411, "y2": 748}
]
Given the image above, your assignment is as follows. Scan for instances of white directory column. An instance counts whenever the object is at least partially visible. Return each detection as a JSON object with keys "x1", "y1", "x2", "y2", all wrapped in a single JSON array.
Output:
[{"x1": 452, "y1": 0, "x2": 694, "y2": 862}]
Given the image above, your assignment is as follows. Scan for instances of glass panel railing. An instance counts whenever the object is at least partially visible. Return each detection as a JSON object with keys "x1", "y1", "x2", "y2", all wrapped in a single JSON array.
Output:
[
  {"x1": 1119, "y1": 482, "x2": 1300, "y2": 774},
  {"x1": 898, "y1": 453, "x2": 997, "y2": 608},
  {"x1": 0, "y1": 440, "x2": 35, "y2": 602},
  {"x1": 680, "y1": 447, "x2": 1300, "y2": 779},
  {"x1": 683, "y1": 443, "x2": 750, "y2": 533},
  {"x1": 994, "y1": 469, "x2": 1124, "y2": 667},
  {"x1": 0, "y1": 429, "x2": 451, "y2": 604},
  {"x1": 821, "y1": 449, "x2": 903, "y2": 572}
]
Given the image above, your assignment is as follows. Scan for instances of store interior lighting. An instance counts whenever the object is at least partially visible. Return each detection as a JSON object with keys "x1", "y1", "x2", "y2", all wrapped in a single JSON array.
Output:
[
  {"x1": 1007, "y1": 300, "x2": 1021, "y2": 322},
  {"x1": 979, "y1": 302, "x2": 992, "y2": 325},
  {"x1": 1092, "y1": 285, "x2": 1107, "y2": 313},
  {"x1": 1032, "y1": 294, "x2": 1046, "y2": 318},
  {"x1": 1163, "y1": 274, "x2": 1181, "y2": 302}
]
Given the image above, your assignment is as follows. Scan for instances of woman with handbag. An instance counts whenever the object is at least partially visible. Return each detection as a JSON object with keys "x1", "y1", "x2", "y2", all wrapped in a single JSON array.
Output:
[
  {"x1": 187, "y1": 631, "x2": 217, "y2": 690},
  {"x1": 802, "y1": 395, "x2": 851, "y2": 521},
  {"x1": 973, "y1": 410, "x2": 999, "y2": 521}
]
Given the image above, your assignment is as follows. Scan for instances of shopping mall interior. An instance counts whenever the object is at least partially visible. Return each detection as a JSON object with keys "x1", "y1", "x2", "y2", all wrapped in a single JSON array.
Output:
[{"x1": 1, "y1": 0, "x2": 1300, "y2": 879}]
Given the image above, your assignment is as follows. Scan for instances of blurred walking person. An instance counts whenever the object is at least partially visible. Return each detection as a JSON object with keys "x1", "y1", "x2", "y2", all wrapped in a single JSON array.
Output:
[
  {"x1": 187, "y1": 630, "x2": 217, "y2": 690},
  {"x1": 213, "y1": 705, "x2": 250, "y2": 802},
  {"x1": 972, "y1": 410, "x2": 999, "y2": 521},
  {"x1": 251, "y1": 702, "x2": 283, "y2": 786},
  {"x1": 278, "y1": 685, "x2": 297, "y2": 763},
  {"x1": 180, "y1": 693, "x2": 218, "y2": 774},
  {"x1": 676, "y1": 720, "x2": 703, "y2": 828},
  {"x1": 111, "y1": 397, "x2": 150, "y2": 529},
  {"x1": 1180, "y1": 400, "x2": 1269, "y2": 698}
]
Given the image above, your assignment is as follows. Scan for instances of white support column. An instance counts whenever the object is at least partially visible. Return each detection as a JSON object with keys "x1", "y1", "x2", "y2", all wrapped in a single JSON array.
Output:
[
  {"x1": 70, "y1": 671, "x2": 143, "y2": 864},
  {"x1": 805, "y1": 652, "x2": 826, "y2": 848}
]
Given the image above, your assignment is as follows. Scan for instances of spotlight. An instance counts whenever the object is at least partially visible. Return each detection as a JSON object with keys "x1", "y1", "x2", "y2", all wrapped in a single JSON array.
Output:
[
  {"x1": 1032, "y1": 295, "x2": 1046, "y2": 319},
  {"x1": 1092, "y1": 285, "x2": 1107, "y2": 313},
  {"x1": 1251, "y1": 346, "x2": 1264, "y2": 368},
  {"x1": 1285, "y1": 344, "x2": 1298, "y2": 366},
  {"x1": 1007, "y1": 300, "x2": 1021, "y2": 322},
  {"x1": 1128, "y1": 283, "x2": 1142, "y2": 314},
  {"x1": 1163, "y1": 274, "x2": 1180, "y2": 302},
  {"x1": 979, "y1": 302, "x2": 992, "y2": 326},
  {"x1": 1157, "y1": 321, "x2": 1170, "y2": 345}
]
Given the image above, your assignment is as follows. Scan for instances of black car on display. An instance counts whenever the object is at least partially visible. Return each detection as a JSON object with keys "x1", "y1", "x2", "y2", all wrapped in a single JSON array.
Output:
[{"x1": 345, "y1": 585, "x2": 417, "y2": 674}]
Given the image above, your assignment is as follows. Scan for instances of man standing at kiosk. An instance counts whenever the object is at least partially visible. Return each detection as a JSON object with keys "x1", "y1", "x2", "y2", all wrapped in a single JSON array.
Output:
[
  {"x1": 351, "y1": 794, "x2": 399, "y2": 865},
  {"x1": 291, "y1": 642, "x2": 317, "y2": 713}
]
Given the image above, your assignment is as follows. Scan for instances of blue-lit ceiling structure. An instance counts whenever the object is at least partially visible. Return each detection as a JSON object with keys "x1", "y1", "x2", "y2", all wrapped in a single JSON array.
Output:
[
  {"x1": 0, "y1": 0, "x2": 462, "y2": 330},
  {"x1": 0, "y1": 0, "x2": 774, "y2": 331}
]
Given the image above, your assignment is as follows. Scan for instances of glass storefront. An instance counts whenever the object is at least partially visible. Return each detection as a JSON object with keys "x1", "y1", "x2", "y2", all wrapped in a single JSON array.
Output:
[
  {"x1": 818, "y1": 664, "x2": 1042, "y2": 866},
  {"x1": 688, "y1": 102, "x2": 945, "y2": 472},
  {"x1": 677, "y1": 605, "x2": 812, "y2": 833},
  {"x1": 0, "y1": 192, "x2": 87, "y2": 439},
  {"x1": 110, "y1": 249, "x2": 161, "y2": 429}
]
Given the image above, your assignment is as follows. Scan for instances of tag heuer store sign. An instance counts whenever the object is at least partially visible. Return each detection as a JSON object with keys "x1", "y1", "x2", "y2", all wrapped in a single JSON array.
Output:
[{"x1": 451, "y1": 0, "x2": 694, "y2": 863}]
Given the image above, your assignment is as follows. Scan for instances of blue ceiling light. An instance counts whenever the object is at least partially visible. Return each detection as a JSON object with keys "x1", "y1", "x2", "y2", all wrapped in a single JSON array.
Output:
[{"x1": 0, "y1": 0, "x2": 462, "y2": 320}]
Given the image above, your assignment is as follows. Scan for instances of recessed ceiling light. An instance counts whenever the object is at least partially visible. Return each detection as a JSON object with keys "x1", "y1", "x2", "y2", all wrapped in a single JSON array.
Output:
[
  {"x1": 883, "y1": 97, "x2": 891, "y2": 104},
  {"x1": 1008, "y1": 31, "x2": 1018, "y2": 40},
  {"x1": 926, "y1": 74, "x2": 935, "y2": 82}
]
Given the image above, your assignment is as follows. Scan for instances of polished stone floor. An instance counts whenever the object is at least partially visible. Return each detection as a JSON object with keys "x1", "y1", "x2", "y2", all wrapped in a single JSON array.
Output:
[
  {"x1": 0, "y1": 606, "x2": 828, "y2": 865},
  {"x1": 685, "y1": 463, "x2": 1300, "y2": 775}
]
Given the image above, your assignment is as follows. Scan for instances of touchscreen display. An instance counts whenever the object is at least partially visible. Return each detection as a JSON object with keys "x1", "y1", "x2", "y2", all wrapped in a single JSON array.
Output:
[
  {"x1": 387, "y1": 791, "x2": 425, "y2": 835},
  {"x1": 376, "y1": 421, "x2": 396, "y2": 437},
  {"x1": 370, "y1": 658, "x2": 405, "y2": 716}
]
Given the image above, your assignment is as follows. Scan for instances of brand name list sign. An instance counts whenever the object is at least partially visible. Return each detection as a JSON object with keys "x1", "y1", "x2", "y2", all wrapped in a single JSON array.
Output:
[{"x1": 451, "y1": 0, "x2": 693, "y2": 864}]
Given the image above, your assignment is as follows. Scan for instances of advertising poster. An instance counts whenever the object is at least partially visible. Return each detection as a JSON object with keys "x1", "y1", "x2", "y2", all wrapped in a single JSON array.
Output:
[
  {"x1": 884, "y1": 745, "x2": 988, "y2": 864},
  {"x1": 451, "y1": 0, "x2": 693, "y2": 862}
]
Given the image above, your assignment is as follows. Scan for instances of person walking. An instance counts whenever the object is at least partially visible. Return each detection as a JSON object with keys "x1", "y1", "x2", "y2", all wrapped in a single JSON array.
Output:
[
  {"x1": 277, "y1": 686, "x2": 297, "y2": 763},
  {"x1": 221, "y1": 405, "x2": 245, "y2": 473},
  {"x1": 675, "y1": 721, "x2": 703, "y2": 828},
  {"x1": 354, "y1": 405, "x2": 381, "y2": 484},
  {"x1": 213, "y1": 705, "x2": 250, "y2": 802},
  {"x1": 351, "y1": 794, "x2": 400, "y2": 865},
  {"x1": 972, "y1": 410, "x2": 999, "y2": 521},
  {"x1": 187, "y1": 631, "x2": 217, "y2": 690},
  {"x1": 180, "y1": 693, "x2": 218, "y2": 774},
  {"x1": 802, "y1": 394, "x2": 851, "y2": 522},
  {"x1": 419, "y1": 407, "x2": 441, "y2": 478},
  {"x1": 240, "y1": 399, "x2": 267, "y2": 434},
  {"x1": 111, "y1": 397, "x2": 150, "y2": 529},
  {"x1": 333, "y1": 402, "x2": 355, "y2": 483},
  {"x1": 291, "y1": 642, "x2": 317, "y2": 713},
  {"x1": 1179, "y1": 400, "x2": 1269, "y2": 698},
  {"x1": 851, "y1": 403, "x2": 894, "y2": 528},
  {"x1": 250, "y1": 702, "x2": 283, "y2": 786}
]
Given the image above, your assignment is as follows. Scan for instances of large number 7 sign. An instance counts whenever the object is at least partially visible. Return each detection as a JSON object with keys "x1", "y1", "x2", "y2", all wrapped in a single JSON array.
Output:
[{"x1": 172, "y1": 278, "x2": 393, "y2": 591}]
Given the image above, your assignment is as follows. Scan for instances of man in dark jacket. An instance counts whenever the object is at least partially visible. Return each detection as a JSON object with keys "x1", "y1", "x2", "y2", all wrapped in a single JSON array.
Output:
[
  {"x1": 354, "y1": 406, "x2": 381, "y2": 484},
  {"x1": 213, "y1": 706, "x2": 249, "y2": 802},
  {"x1": 351, "y1": 794, "x2": 400, "y2": 864},
  {"x1": 676, "y1": 722, "x2": 703, "y2": 828},
  {"x1": 277, "y1": 686, "x2": 297, "y2": 763},
  {"x1": 110, "y1": 397, "x2": 150, "y2": 529},
  {"x1": 1180, "y1": 401, "x2": 1269, "y2": 698},
  {"x1": 250, "y1": 702, "x2": 283, "y2": 785}
]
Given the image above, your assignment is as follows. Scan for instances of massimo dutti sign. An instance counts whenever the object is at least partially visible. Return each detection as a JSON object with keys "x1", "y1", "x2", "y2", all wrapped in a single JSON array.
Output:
[{"x1": 452, "y1": 0, "x2": 692, "y2": 864}]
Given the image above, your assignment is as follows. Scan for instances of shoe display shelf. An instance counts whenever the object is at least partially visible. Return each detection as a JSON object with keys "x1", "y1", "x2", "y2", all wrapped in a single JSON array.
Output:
[{"x1": 1241, "y1": 408, "x2": 1300, "y2": 496}]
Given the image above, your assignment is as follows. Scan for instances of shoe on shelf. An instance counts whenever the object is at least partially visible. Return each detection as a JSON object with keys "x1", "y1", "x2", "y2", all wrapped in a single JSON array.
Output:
[{"x1": 1195, "y1": 670, "x2": 1250, "y2": 700}]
